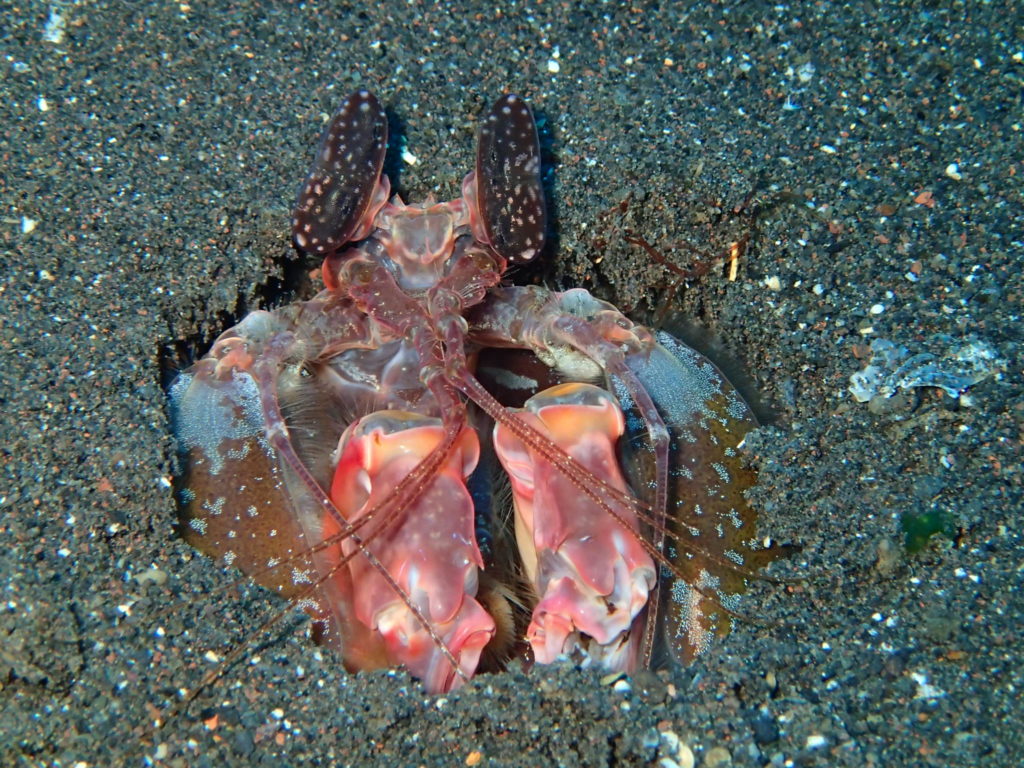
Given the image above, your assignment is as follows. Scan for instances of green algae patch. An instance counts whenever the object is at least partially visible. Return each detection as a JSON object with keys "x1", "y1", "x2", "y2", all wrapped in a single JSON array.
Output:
[{"x1": 901, "y1": 509, "x2": 956, "y2": 553}]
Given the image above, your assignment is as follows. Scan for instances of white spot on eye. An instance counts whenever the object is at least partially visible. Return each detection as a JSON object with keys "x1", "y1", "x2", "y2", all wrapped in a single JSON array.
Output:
[{"x1": 188, "y1": 518, "x2": 208, "y2": 534}]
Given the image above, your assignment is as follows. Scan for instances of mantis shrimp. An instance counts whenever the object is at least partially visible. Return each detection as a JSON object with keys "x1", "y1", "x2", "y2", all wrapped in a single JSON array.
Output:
[{"x1": 169, "y1": 89, "x2": 786, "y2": 694}]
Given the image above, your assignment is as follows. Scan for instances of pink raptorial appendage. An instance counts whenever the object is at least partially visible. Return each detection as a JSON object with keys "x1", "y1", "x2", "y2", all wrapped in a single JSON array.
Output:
[
  {"x1": 329, "y1": 412, "x2": 495, "y2": 692},
  {"x1": 493, "y1": 383, "x2": 656, "y2": 669}
]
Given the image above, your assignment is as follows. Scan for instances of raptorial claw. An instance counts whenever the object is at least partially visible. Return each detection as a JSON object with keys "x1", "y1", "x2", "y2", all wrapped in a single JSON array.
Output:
[
  {"x1": 327, "y1": 411, "x2": 495, "y2": 691},
  {"x1": 493, "y1": 383, "x2": 656, "y2": 669}
]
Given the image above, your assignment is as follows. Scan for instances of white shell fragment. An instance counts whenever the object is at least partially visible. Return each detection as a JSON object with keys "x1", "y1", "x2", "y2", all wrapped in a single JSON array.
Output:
[{"x1": 849, "y1": 337, "x2": 1004, "y2": 403}]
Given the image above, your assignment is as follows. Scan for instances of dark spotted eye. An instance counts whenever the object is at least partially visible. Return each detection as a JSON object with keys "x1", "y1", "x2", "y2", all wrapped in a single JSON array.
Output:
[
  {"x1": 476, "y1": 94, "x2": 546, "y2": 263},
  {"x1": 292, "y1": 89, "x2": 388, "y2": 255}
]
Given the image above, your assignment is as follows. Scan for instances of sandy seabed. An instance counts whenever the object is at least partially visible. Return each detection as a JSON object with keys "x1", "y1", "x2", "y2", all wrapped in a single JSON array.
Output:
[{"x1": 1, "y1": 2, "x2": 1020, "y2": 766}]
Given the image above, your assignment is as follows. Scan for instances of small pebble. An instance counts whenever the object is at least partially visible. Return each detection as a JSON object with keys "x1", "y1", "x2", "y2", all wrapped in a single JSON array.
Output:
[
  {"x1": 135, "y1": 567, "x2": 168, "y2": 586},
  {"x1": 704, "y1": 746, "x2": 732, "y2": 767},
  {"x1": 751, "y1": 711, "x2": 780, "y2": 745},
  {"x1": 660, "y1": 730, "x2": 680, "y2": 754},
  {"x1": 874, "y1": 538, "x2": 901, "y2": 575},
  {"x1": 806, "y1": 734, "x2": 827, "y2": 749}
]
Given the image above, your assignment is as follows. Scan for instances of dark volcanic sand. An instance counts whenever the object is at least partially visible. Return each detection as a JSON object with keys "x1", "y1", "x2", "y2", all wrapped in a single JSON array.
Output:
[{"x1": 1, "y1": 2, "x2": 1020, "y2": 766}]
